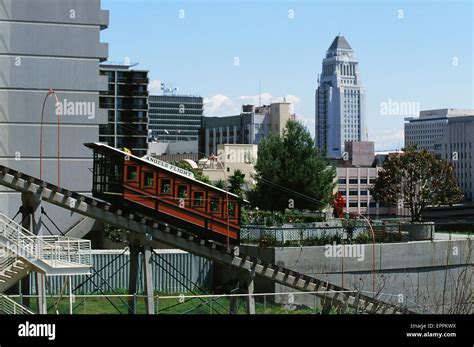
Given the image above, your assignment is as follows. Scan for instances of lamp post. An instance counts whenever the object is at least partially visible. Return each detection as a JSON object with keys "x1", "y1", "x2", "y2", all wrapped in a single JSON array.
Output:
[
  {"x1": 352, "y1": 212, "x2": 376, "y2": 298},
  {"x1": 40, "y1": 88, "x2": 61, "y2": 186}
]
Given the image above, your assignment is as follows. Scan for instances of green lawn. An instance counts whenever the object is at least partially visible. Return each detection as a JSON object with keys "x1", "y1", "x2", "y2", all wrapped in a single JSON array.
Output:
[{"x1": 14, "y1": 292, "x2": 343, "y2": 315}]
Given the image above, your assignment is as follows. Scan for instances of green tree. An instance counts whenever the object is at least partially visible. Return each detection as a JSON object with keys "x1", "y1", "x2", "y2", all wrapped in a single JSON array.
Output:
[
  {"x1": 370, "y1": 145, "x2": 463, "y2": 222},
  {"x1": 172, "y1": 161, "x2": 210, "y2": 184},
  {"x1": 214, "y1": 179, "x2": 225, "y2": 189},
  {"x1": 249, "y1": 119, "x2": 336, "y2": 211},
  {"x1": 228, "y1": 169, "x2": 246, "y2": 197}
]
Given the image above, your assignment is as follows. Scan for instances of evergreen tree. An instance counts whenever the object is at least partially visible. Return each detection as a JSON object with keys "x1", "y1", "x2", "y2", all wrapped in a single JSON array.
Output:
[
  {"x1": 228, "y1": 169, "x2": 246, "y2": 198},
  {"x1": 249, "y1": 120, "x2": 336, "y2": 211}
]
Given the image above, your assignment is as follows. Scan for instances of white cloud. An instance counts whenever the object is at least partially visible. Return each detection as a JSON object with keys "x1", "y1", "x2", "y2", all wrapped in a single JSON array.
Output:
[
  {"x1": 202, "y1": 94, "x2": 236, "y2": 116},
  {"x1": 203, "y1": 92, "x2": 302, "y2": 117},
  {"x1": 148, "y1": 79, "x2": 163, "y2": 95},
  {"x1": 203, "y1": 92, "x2": 318, "y2": 137},
  {"x1": 369, "y1": 129, "x2": 405, "y2": 151}
]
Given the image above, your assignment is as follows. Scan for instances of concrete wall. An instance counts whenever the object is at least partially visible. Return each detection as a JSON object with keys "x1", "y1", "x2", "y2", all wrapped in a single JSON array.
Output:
[
  {"x1": 214, "y1": 239, "x2": 473, "y2": 313},
  {"x1": 0, "y1": 0, "x2": 108, "y2": 234}
]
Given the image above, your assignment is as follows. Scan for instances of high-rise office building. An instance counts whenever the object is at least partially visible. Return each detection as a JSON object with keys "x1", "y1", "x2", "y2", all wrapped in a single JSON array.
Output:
[
  {"x1": 315, "y1": 35, "x2": 367, "y2": 158},
  {"x1": 200, "y1": 103, "x2": 295, "y2": 156},
  {"x1": 405, "y1": 108, "x2": 474, "y2": 202},
  {"x1": 404, "y1": 109, "x2": 473, "y2": 152},
  {"x1": 148, "y1": 94, "x2": 204, "y2": 142},
  {"x1": 99, "y1": 64, "x2": 149, "y2": 157},
  {"x1": 431, "y1": 113, "x2": 474, "y2": 202},
  {"x1": 0, "y1": 0, "x2": 109, "y2": 231}
]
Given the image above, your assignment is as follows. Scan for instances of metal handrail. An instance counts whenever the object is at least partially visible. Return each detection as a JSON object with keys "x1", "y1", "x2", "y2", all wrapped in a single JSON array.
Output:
[
  {"x1": 0, "y1": 213, "x2": 91, "y2": 268},
  {"x1": 0, "y1": 255, "x2": 16, "y2": 273},
  {"x1": 0, "y1": 294, "x2": 34, "y2": 315}
]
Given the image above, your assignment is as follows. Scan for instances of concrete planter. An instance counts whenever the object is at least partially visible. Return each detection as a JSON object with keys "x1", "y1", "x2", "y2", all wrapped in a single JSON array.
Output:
[{"x1": 404, "y1": 222, "x2": 435, "y2": 240}]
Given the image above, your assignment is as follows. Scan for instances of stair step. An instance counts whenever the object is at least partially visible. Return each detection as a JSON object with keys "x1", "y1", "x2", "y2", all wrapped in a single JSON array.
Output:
[{"x1": 12, "y1": 265, "x2": 26, "y2": 271}]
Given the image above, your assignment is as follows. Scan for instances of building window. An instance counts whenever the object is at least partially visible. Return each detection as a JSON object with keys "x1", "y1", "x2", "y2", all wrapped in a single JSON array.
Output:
[
  {"x1": 360, "y1": 190, "x2": 368, "y2": 196},
  {"x1": 160, "y1": 179, "x2": 171, "y2": 194},
  {"x1": 360, "y1": 179, "x2": 368, "y2": 184},
  {"x1": 349, "y1": 190, "x2": 358, "y2": 196},
  {"x1": 143, "y1": 172, "x2": 154, "y2": 188},
  {"x1": 210, "y1": 198, "x2": 220, "y2": 212},
  {"x1": 177, "y1": 185, "x2": 188, "y2": 199},
  {"x1": 193, "y1": 192, "x2": 204, "y2": 207},
  {"x1": 338, "y1": 179, "x2": 347, "y2": 184},
  {"x1": 349, "y1": 202, "x2": 358, "y2": 207},
  {"x1": 349, "y1": 179, "x2": 358, "y2": 184},
  {"x1": 228, "y1": 203, "x2": 236, "y2": 218},
  {"x1": 126, "y1": 166, "x2": 138, "y2": 181}
]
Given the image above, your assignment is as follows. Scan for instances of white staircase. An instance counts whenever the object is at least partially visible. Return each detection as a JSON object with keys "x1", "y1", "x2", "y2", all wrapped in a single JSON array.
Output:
[
  {"x1": 0, "y1": 256, "x2": 32, "y2": 292},
  {"x1": 0, "y1": 213, "x2": 92, "y2": 294},
  {"x1": 0, "y1": 294, "x2": 34, "y2": 314}
]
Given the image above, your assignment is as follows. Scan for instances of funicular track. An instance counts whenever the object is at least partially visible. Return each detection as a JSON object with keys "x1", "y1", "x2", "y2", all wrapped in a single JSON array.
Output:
[{"x1": 0, "y1": 165, "x2": 415, "y2": 314}]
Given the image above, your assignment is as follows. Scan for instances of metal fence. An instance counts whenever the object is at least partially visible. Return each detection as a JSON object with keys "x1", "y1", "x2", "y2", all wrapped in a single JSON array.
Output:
[
  {"x1": 240, "y1": 224, "x2": 368, "y2": 245},
  {"x1": 27, "y1": 249, "x2": 213, "y2": 295},
  {"x1": 240, "y1": 220, "x2": 474, "y2": 246}
]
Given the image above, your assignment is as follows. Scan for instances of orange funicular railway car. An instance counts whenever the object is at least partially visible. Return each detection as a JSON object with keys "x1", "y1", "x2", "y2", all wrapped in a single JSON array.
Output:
[{"x1": 85, "y1": 143, "x2": 246, "y2": 246}]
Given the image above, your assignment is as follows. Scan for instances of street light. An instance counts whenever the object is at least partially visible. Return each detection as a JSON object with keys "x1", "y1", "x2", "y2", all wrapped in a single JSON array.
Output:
[{"x1": 350, "y1": 212, "x2": 377, "y2": 298}]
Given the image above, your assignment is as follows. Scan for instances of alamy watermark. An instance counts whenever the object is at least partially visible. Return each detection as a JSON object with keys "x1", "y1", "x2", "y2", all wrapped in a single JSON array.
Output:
[
  {"x1": 18, "y1": 321, "x2": 56, "y2": 341},
  {"x1": 380, "y1": 99, "x2": 420, "y2": 117},
  {"x1": 324, "y1": 242, "x2": 365, "y2": 262},
  {"x1": 216, "y1": 148, "x2": 255, "y2": 164},
  {"x1": 55, "y1": 99, "x2": 95, "y2": 119}
]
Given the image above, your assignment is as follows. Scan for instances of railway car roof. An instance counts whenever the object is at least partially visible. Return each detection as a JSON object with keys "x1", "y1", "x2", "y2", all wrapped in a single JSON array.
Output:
[{"x1": 85, "y1": 142, "x2": 248, "y2": 203}]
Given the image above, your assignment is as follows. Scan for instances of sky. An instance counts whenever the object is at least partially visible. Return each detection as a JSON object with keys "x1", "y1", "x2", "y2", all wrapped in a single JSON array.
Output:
[{"x1": 101, "y1": 0, "x2": 473, "y2": 150}]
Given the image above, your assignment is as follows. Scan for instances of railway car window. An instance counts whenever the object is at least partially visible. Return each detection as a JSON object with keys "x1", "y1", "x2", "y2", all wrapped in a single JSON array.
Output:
[
  {"x1": 228, "y1": 203, "x2": 236, "y2": 218},
  {"x1": 177, "y1": 185, "x2": 188, "y2": 198},
  {"x1": 193, "y1": 192, "x2": 204, "y2": 207},
  {"x1": 210, "y1": 198, "x2": 220, "y2": 212},
  {"x1": 126, "y1": 166, "x2": 137, "y2": 181},
  {"x1": 161, "y1": 179, "x2": 171, "y2": 193},
  {"x1": 143, "y1": 172, "x2": 154, "y2": 187}
]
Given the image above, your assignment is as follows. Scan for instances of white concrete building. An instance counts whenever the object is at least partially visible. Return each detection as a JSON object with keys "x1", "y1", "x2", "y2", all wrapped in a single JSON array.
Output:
[
  {"x1": 405, "y1": 108, "x2": 474, "y2": 202},
  {"x1": 315, "y1": 35, "x2": 367, "y2": 158},
  {"x1": 199, "y1": 144, "x2": 258, "y2": 188},
  {"x1": 148, "y1": 141, "x2": 199, "y2": 156},
  {"x1": 404, "y1": 108, "x2": 474, "y2": 152},
  {"x1": 434, "y1": 116, "x2": 474, "y2": 202}
]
